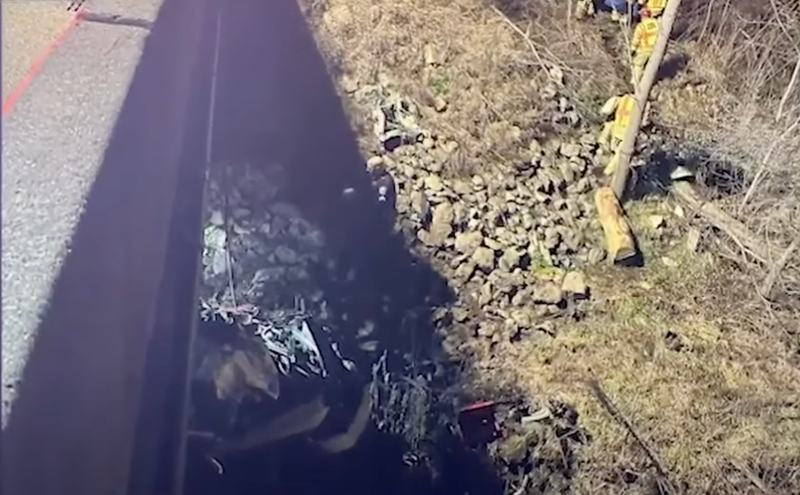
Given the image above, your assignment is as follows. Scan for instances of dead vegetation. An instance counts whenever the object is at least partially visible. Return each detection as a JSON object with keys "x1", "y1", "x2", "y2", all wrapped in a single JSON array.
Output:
[
  {"x1": 303, "y1": 0, "x2": 626, "y2": 172},
  {"x1": 472, "y1": 208, "x2": 800, "y2": 494},
  {"x1": 655, "y1": 0, "x2": 800, "y2": 301},
  {"x1": 298, "y1": 0, "x2": 800, "y2": 493}
]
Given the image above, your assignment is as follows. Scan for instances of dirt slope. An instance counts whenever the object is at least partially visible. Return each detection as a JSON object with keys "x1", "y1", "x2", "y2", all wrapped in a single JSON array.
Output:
[{"x1": 299, "y1": 0, "x2": 800, "y2": 493}]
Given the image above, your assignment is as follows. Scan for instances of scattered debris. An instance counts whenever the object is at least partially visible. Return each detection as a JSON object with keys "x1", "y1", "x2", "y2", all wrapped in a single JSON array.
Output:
[
  {"x1": 520, "y1": 408, "x2": 551, "y2": 424},
  {"x1": 367, "y1": 84, "x2": 425, "y2": 151},
  {"x1": 670, "y1": 165, "x2": 694, "y2": 181},
  {"x1": 213, "y1": 348, "x2": 280, "y2": 401},
  {"x1": 458, "y1": 400, "x2": 499, "y2": 448},
  {"x1": 192, "y1": 161, "x2": 449, "y2": 471},
  {"x1": 317, "y1": 384, "x2": 374, "y2": 454},
  {"x1": 211, "y1": 394, "x2": 331, "y2": 456}
]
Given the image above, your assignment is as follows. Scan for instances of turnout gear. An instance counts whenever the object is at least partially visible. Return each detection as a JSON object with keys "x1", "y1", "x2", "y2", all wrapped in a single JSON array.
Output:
[
  {"x1": 598, "y1": 94, "x2": 637, "y2": 175},
  {"x1": 599, "y1": 94, "x2": 636, "y2": 145},
  {"x1": 638, "y1": 0, "x2": 667, "y2": 18},
  {"x1": 631, "y1": 15, "x2": 659, "y2": 85}
]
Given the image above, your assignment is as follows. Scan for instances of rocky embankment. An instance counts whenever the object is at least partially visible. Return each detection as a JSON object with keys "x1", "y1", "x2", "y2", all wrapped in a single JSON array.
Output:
[{"x1": 359, "y1": 81, "x2": 609, "y2": 352}]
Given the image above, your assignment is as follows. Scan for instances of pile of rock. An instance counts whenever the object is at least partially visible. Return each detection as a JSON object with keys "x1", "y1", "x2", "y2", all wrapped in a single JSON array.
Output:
[{"x1": 361, "y1": 87, "x2": 604, "y2": 346}]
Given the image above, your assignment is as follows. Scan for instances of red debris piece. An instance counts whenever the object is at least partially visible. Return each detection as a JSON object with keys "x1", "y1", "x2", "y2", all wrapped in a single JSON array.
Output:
[{"x1": 458, "y1": 400, "x2": 499, "y2": 448}]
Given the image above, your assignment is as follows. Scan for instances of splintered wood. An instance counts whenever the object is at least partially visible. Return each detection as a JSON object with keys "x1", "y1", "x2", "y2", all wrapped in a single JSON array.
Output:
[{"x1": 595, "y1": 187, "x2": 637, "y2": 263}]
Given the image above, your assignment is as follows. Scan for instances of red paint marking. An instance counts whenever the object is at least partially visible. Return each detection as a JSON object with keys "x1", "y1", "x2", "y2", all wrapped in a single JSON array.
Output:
[
  {"x1": 2, "y1": 8, "x2": 84, "y2": 117},
  {"x1": 460, "y1": 400, "x2": 495, "y2": 413}
]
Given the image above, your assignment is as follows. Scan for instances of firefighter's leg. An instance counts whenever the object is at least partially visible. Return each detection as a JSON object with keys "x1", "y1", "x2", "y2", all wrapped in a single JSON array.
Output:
[
  {"x1": 576, "y1": 1, "x2": 586, "y2": 20},
  {"x1": 598, "y1": 122, "x2": 613, "y2": 148},
  {"x1": 631, "y1": 51, "x2": 649, "y2": 86},
  {"x1": 604, "y1": 146, "x2": 621, "y2": 176}
]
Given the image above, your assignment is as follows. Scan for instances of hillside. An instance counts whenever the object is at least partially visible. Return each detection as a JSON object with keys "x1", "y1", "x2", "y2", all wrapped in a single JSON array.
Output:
[{"x1": 297, "y1": 0, "x2": 800, "y2": 493}]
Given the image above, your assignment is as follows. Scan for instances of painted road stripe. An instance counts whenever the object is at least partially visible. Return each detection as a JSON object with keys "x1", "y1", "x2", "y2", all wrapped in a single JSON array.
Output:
[{"x1": 2, "y1": 7, "x2": 83, "y2": 117}]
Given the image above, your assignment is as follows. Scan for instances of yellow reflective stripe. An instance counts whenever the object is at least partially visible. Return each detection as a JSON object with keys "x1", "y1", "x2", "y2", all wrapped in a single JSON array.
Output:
[
  {"x1": 614, "y1": 96, "x2": 636, "y2": 130},
  {"x1": 639, "y1": 19, "x2": 658, "y2": 49}
]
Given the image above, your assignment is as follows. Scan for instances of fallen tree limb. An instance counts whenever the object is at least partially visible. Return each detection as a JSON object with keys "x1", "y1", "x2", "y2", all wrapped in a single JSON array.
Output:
[
  {"x1": 611, "y1": 0, "x2": 683, "y2": 198},
  {"x1": 588, "y1": 379, "x2": 673, "y2": 490},
  {"x1": 673, "y1": 181, "x2": 800, "y2": 299},
  {"x1": 671, "y1": 181, "x2": 769, "y2": 263},
  {"x1": 760, "y1": 231, "x2": 800, "y2": 300}
]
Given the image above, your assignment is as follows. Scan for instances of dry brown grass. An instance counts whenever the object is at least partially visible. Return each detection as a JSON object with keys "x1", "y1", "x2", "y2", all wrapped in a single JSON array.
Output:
[
  {"x1": 298, "y1": 0, "x2": 800, "y2": 492},
  {"x1": 469, "y1": 203, "x2": 800, "y2": 493},
  {"x1": 655, "y1": 0, "x2": 800, "y2": 301},
  {"x1": 301, "y1": 0, "x2": 626, "y2": 174}
]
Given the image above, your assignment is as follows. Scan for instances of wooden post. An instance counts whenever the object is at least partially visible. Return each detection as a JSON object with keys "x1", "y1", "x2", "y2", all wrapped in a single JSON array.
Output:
[
  {"x1": 595, "y1": 187, "x2": 637, "y2": 263},
  {"x1": 611, "y1": 0, "x2": 683, "y2": 198}
]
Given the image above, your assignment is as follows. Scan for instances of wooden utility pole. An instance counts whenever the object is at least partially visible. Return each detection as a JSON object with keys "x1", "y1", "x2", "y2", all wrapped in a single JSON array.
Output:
[{"x1": 611, "y1": 0, "x2": 683, "y2": 198}]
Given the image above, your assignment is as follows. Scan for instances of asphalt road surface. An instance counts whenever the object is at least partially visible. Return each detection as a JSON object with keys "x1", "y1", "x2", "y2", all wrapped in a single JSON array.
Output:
[
  {"x1": 2, "y1": 0, "x2": 392, "y2": 493},
  {"x1": 1, "y1": 1, "x2": 75, "y2": 99},
  {"x1": 2, "y1": 0, "x2": 166, "y2": 423},
  {"x1": 2, "y1": 0, "x2": 208, "y2": 493}
]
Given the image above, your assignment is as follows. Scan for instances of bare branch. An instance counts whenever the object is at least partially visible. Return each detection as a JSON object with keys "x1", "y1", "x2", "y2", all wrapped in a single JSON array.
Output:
[
  {"x1": 739, "y1": 114, "x2": 800, "y2": 212},
  {"x1": 697, "y1": 0, "x2": 717, "y2": 43},
  {"x1": 761, "y1": 231, "x2": 800, "y2": 300},
  {"x1": 588, "y1": 379, "x2": 674, "y2": 491},
  {"x1": 491, "y1": 5, "x2": 567, "y2": 82},
  {"x1": 777, "y1": 52, "x2": 800, "y2": 122}
]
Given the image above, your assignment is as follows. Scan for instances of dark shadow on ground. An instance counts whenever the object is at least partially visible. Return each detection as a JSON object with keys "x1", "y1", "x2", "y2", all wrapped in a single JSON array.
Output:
[
  {"x1": 1, "y1": 1, "x2": 213, "y2": 494},
  {"x1": 657, "y1": 53, "x2": 689, "y2": 82},
  {"x1": 629, "y1": 141, "x2": 749, "y2": 201},
  {"x1": 179, "y1": 1, "x2": 505, "y2": 495}
]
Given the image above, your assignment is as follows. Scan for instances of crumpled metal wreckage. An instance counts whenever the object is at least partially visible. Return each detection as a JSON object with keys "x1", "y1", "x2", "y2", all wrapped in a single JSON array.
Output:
[
  {"x1": 192, "y1": 156, "x2": 451, "y2": 473},
  {"x1": 198, "y1": 297, "x2": 331, "y2": 379},
  {"x1": 194, "y1": 295, "x2": 372, "y2": 470},
  {"x1": 195, "y1": 183, "x2": 367, "y2": 464}
]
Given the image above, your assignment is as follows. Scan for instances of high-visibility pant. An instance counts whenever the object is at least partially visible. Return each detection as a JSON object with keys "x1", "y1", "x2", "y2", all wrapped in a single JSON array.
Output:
[
  {"x1": 598, "y1": 122, "x2": 613, "y2": 148},
  {"x1": 632, "y1": 50, "x2": 651, "y2": 85},
  {"x1": 604, "y1": 137, "x2": 623, "y2": 175},
  {"x1": 599, "y1": 121, "x2": 627, "y2": 148},
  {"x1": 605, "y1": 146, "x2": 622, "y2": 176},
  {"x1": 598, "y1": 125, "x2": 622, "y2": 175}
]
